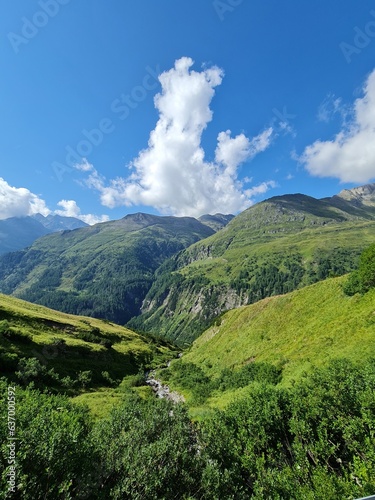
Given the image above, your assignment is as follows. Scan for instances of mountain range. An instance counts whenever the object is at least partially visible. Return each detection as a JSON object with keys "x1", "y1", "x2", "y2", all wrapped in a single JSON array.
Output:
[
  {"x1": 0, "y1": 214, "x2": 88, "y2": 255},
  {"x1": 130, "y1": 184, "x2": 375, "y2": 344},
  {"x1": 0, "y1": 213, "x2": 215, "y2": 325},
  {"x1": 1, "y1": 184, "x2": 375, "y2": 345}
]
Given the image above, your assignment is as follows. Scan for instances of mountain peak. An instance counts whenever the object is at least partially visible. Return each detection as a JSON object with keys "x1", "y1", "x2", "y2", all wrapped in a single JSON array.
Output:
[
  {"x1": 336, "y1": 183, "x2": 375, "y2": 206},
  {"x1": 31, "y1": 213, "x2": 88, "y2": 231},
  {"x1": 198, "y1": 213, "x2": 234, "y2": 232}
]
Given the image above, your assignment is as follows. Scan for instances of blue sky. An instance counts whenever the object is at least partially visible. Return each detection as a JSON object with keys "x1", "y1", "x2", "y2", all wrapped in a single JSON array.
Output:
[{"x1": 1, "y1": 0, "x2": 375, "y2": 222}]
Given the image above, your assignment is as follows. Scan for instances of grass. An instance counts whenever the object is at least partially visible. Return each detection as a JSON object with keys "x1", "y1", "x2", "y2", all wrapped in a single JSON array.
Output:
[
  {"x1": 73, "y1": 389, "x2": 127, "y2": 419},
  {"x1": 137, "y1": 215, "x2": 375, "y2": 345},
  {"x1": 73, "y1": 380, "x2": 154, "y2": 419},
  {"x1": 184, "y1": 276, "x2": 375, "y2": 382},
  {"x1": 182, "y1": 221, "x2": 375, "y2": 283},
  {"x1": 0, "y1": 293, "x2": 174, "y2": 416},
  {"x1": 164, "y1": 276, "x2": 375, "y2": 413}
]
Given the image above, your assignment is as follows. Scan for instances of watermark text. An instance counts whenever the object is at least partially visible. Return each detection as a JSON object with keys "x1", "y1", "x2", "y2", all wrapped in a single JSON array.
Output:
[{"x1": 6, "y1": 386, "x2": 17, "y2": 493}]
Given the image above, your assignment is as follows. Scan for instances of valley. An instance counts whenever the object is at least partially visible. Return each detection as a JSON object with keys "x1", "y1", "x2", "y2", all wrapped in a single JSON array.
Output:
[{"x1": 1, "y1": 184, "x2": 375, "y2": 498}]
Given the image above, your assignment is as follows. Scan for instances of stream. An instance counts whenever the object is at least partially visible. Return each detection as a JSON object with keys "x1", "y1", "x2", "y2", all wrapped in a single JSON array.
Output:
[{"x1": 145, "y1": 370, "x2": 185, "y2": 404}]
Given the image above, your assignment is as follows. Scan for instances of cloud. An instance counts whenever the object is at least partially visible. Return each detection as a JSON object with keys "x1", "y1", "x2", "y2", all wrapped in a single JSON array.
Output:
[
  {"x1": 244, "y1": 180, "x2": 277, "y2": 198},
  {"x1": 55, "y1": 199, "x2": 109, "y2": 225},
  {"x1": 86, "y1": 57, "x2": 274, "y2": 217},
  {"x1": 316, "y1": 94, "x2": 345, "y2": 123},
  {"x1": 0, "y1": 177, "x2": 50, "y2": 220},
  {"x1": 301, "y1": 69, "x2": 375, "y2": 183},
  {"x1": 0, "y1": 177, "x2": 108, "y2": 225},
  {"x1": 73, "y1": 159, "x2": 95, "y2": 172}
]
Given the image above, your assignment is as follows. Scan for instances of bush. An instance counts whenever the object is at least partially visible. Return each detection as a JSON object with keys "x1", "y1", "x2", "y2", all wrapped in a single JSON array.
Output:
[
  {"x1": 77, "y1": 370, "x2": 92, "y2": 389},
  {"x1": 92, "y1": 396, "x2": 207, "y2": 499},
  {"x1": 200, "y1": 358, "x2": 375, "y2": 499},
  {"x1": 101, "y1": 370, "x2": 115, "y2": 386},
  {"x1": 0, "y1": 320, "x2": 10, "y2": 335},
  {"x1": 2, "y1": 328, "x2": 32, "y2": 344},
  {"x1": 344, "y1": 243, "x2": 375, "y2": 295},
  {"x1": 213, "y1": 362, "x2": 282, "y2": 391},
  {"x1": 0, "y1": 382, "x2": 94, "y2": 498},
  {"x1": 16, "y1": 358, "x2": 46, "y2": 383},
  {"x1": 343, "y1": 270, "x2": 363, "y2": 295}
]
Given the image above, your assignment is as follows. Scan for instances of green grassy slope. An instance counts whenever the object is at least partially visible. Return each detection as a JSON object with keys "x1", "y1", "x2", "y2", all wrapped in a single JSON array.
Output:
[
  {"x1": 133, "y1": 193, "x2": 375, "y2": 344},
  {"x1": 0, "y1": 293, "x2": 173, "y2": 392},
  {"x1": 182, "y1": 276, "x2": 375, "y2": 385}
]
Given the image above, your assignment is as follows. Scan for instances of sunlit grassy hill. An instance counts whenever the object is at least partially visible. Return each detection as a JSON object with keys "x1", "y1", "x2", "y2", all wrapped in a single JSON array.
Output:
[
  {"x1": 158, "y1": 276, "x2": 375, "y2": 417},
  {"x1": 183, "y1": 276, "x2": 375, "y2": 384},
  {"x1": 134, "y1": 209, "x2": 375, "y2": 345},
  {"x1": 0, "y1": 292, "x2": 173, "y2": 390}
]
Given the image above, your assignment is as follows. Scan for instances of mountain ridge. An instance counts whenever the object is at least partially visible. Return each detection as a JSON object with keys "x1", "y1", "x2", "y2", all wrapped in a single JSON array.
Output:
[
  {"x1": 130, "y1": 184, "x2": 375, "y2": 344},
  {"x1": 0, "y1": 213, "x2": 215, "y2": 325},
  {"x1": 1, "y1": 183, "x2": 375, "y2": 345},
  {"x1": 0, "y1": 214, "x2": 88, "y2": 255}
]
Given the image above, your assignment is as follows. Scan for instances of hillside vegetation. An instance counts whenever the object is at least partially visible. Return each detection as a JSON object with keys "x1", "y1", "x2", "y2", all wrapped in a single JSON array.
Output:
[
  {"x1": 2, "y1": 281, "x2": 375, "y2": 498},
  {"x1": 0, "y1": 292, "x2": 173, "y2": 398},
  {"x1": 0, "y1": 213, "x2": 214, "y2": 325},
  {"x1": 1, "y1": 215, "x2": 375, "y2": 498},
  {"x1": 132, "y1": 191, "x2": 375, "y2": 345},
  {"x1": 155, "y1": 263, "x2": 375, "y2": 419},
  {"x1": 177, "y1": 276, "x2": 375, "y2": 391},
  {"x1": 2, "y1": 188, "x2": 375, "y2": 349}
]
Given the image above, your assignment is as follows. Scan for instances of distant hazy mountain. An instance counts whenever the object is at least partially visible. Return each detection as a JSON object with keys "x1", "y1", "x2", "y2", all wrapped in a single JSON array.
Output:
[
  {"x1": 0, "y1": 212, "x2": 214, "y2": 325},
  {"x1": 0, "y1": 214, "x2": 88, "y2": 255},
  {"x1": 32, "y1": 213, "x2": 88, "y2": 231},
  {"x1": 198, "y1": 213, "x2": 234, "y2": 231}
]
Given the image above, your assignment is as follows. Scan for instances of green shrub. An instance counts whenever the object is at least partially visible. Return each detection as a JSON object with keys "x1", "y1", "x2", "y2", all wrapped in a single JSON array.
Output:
[
  {"x1": 92, "y1": 396, "x2": 207, "y2": 499},
  {"x1": 77, "y1": 370, "x2": 92, "y2": 389},
  {"x1": 0, "y1": 320, "x2": 10, "y2": 335},
  {"x1": 0, "y1": 382, "x2": 94, "y2": 498},
  {"x1": 213, "y1": 362, "x2": 282, "y2": 391},
  {"x1": 2, "y1": 329, "x2": 32, "y2": 344},
  {"x1": 344, "y1": 243, "x2": 375, "y2": 295}
]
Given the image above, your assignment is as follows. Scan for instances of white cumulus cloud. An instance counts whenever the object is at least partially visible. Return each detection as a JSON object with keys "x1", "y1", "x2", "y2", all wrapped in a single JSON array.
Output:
[
  {"x1": 0, "y1": 177, "x2": 50, "y2": 220},
  {"x1": 86, "y1": 57, "x2": 274, "y2": 217},
  {"x1": 55, "y1": 199, "x2": 109, "y2": 225},
  {"x1": 301, "y1": 69, "x2": 375, "y2": 183},
  {"x1": 0, "y1": 177, "x2": 107, "y2": 225}
]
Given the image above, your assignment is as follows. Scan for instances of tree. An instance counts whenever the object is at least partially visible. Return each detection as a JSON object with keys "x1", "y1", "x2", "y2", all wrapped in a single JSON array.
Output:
[
  {"x1": 358, "y1": 243, "x2": 375, "y2": 291},
  {"x1": 344, "y1": 243, "x2": 375, "y2": 295}
]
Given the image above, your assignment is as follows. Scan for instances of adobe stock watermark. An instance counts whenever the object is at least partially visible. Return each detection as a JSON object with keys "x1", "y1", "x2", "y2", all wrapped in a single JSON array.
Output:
[
  {"x1": 7, "y1": 0, "x2": 72, "y2": 55},
  {"x1": 213, "y1": 0, "x2": 244, "y2": 22},
  {"x1": 340, "y1": 10, "x2": 375, "y2": 63},
  {"x1": 6, "y1": 386, "x2": 17, "y2": 494},
  {"x1": 52, "y1": 64, "x2": 160, "y2": 182},
  {"x1": 272, "y1": 106, "x2": 296, "y2": 134}
]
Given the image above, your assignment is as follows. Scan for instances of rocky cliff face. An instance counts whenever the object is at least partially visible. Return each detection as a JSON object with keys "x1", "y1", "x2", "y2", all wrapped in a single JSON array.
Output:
[
  {"x1": 335, "y1": 183, "x2": 375, "y2": 207},
  {"x1": 132, "y1": 281, "x2": 247, "y2": 346}
]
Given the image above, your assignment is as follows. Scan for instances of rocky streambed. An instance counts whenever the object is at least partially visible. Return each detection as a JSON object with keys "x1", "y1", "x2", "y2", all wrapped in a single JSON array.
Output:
[{"x1": 146, "y1": 371, "x2": 185, "y2": 404}]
